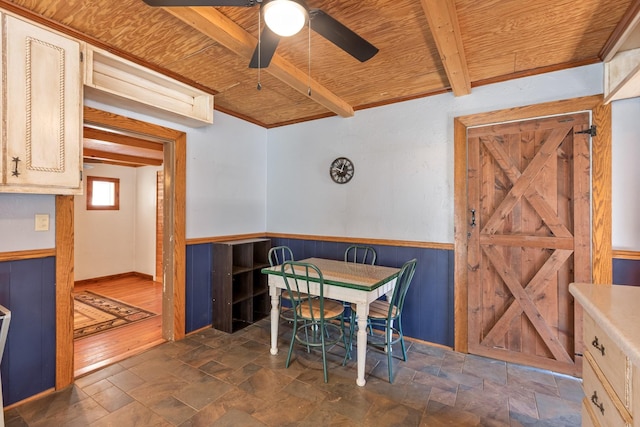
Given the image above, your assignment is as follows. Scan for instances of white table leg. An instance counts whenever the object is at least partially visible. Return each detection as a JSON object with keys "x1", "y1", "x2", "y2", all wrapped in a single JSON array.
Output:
[
  {"x1": 270, "y1": 286, "x2": 279, "y2": 356},
  {"x1": 355, "y1": 302, "x2": 369, "y2": 386}
]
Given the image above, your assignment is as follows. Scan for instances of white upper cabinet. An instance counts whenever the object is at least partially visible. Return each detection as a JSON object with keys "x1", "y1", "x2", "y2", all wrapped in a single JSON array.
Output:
[
  {"x1": 603, "y1": 6, "x2": 640, "y2": 103},
  {"x1": 84, "y1": 46, "x2": 213, "y2": 127},
  {"x1": 1, "y1": 14, "x2": 83, "y2": 194}
]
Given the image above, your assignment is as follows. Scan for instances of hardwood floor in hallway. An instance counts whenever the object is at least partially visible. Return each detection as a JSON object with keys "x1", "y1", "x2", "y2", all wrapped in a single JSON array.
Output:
[{"x1": 73, "y1": 274, "x2": 165, "y2": 377}]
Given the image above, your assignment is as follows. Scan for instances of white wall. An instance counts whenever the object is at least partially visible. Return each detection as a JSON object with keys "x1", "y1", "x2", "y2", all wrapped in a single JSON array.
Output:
[
  {"x1": 612, "y1": 97, "x2": 640, "y2": 251},
  {"x1": 0, "y1": 193, "x2": 55, "y2": 252},
  {"x1": 135, "y1": 166, "x2": 161, "y2": 279},
  {"x1": 2, "y1": 63, "x2": 640, "y2": 255},
  {"x1": 74, "y1": 164, "x2": 161, "y2": 281},
  {"x1": 182, "y1": 111, "x2": 268, "y2": 238},
  {"x1": 267, "y1": 64, "x2": 604, "y2": 243},
  {"x1": 84, "y1": 99, "x2": 268, "y2": 239},
  {"x1": 74, "y1": 164, "x2": 137, "y2": 280}
]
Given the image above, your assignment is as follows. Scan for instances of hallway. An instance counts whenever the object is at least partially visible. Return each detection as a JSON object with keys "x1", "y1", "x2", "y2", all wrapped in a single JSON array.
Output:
[{"x1": 74, "y1": 275, "x2": 163, "y2": 376}]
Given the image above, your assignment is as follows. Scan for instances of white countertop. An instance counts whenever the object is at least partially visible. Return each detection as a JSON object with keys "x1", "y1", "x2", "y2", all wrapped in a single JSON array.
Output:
[{"x1": 570, "y1": 282, "x2": 640, "y2": 366}]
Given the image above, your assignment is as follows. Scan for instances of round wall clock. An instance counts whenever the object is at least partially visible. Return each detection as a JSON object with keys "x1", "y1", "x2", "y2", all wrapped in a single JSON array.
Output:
[{"x1": 330, "y1": 157, "x2": 354, "y2": 184}]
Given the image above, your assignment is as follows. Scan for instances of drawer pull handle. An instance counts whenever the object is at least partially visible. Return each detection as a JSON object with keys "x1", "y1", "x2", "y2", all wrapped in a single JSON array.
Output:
[
  {"x1": 590, "y1": 391, "x2": 604, "y2": 415},
  {"x1": 592, "y1": 336, "x2": 605, "y2": 356}
]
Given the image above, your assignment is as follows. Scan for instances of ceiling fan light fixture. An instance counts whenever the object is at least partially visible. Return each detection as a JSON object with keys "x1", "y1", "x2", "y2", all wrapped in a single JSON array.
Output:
[{"x1": 263, "y1": 0, "x2": 307, "y2": 37}]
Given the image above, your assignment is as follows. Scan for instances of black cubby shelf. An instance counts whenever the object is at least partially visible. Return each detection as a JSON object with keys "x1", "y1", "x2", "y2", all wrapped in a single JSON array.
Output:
[{"x1": 212, "y1": 238, "x2": 271, "y2": 333}]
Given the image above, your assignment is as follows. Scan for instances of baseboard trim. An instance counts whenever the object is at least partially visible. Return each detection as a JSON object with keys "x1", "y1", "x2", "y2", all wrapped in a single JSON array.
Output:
[
  {"x1": 3, "y1": 387, "x2": 55, "y2": 411},
  {"x1": 74, "y1": 271, "x2": 153, "y2": 286},
  {"x1": 186, "y1": 324, "x2": 213, "y2": 336}
]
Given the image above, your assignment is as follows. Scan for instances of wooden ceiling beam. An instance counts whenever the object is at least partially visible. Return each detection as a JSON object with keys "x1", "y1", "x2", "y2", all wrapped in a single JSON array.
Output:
[
  {"x1": 421, "y1": 0, "x2": 471, "y2": 96},
  {"x1": 164, "y1": 7, "x2": 354, "y2": 117},
  {"x1": 83, "y1": 148, "x2": 163, "y2": 167},
  {"x1": 84, "y1": 128, "x2": 164, "y2": 151}
]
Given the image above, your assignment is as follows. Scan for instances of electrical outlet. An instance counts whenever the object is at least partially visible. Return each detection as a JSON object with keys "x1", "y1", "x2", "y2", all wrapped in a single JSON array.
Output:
[{"x1": 35, "y1": 214, "x2": 49, "y2": 231}]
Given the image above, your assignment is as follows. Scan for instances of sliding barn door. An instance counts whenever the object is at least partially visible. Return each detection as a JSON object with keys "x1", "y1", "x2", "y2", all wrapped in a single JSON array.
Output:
[{"x1": 467, "y1": 113, "x2": 591, "y2": 375}]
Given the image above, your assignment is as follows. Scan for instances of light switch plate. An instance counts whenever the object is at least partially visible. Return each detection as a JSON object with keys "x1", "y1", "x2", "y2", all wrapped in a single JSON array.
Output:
[{"x1": 35, "y1": 214, "x2": 49, "y2": 231}]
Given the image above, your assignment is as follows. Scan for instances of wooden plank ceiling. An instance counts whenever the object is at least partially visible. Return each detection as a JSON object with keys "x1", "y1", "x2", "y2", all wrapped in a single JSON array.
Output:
[
  {"x1": 2, "y1": 0, "x2": 633, "y2": 134},
  {"x1": 0, "y1": 0, "x2": 632, "y2": 127}
]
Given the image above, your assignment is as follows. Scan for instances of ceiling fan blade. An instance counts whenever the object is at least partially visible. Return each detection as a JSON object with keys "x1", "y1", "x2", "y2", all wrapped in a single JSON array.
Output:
[
  {"x1": 309, "y1": 9, "x2": 378, "y2": 62},
  {"x1": 249, "y1": 26, "x2": 280, "y2": 68},
  {"x1": 142, "y1": 0, "x2": 255, "y2": 6}
]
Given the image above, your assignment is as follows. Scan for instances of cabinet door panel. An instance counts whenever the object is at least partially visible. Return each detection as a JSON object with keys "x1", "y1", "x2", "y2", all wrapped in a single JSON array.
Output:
[{"x1": 4, "y1": 15, "x2": 81, "y2": 191}]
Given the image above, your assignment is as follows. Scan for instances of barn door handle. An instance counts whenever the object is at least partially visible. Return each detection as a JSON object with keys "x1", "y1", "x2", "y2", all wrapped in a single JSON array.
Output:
[
  {"x1": 470, "y1": 209, "x2": 476, "y2": 227},
  {"x1": 592, "y1": 336, "x2": 605, "y2": 356}
]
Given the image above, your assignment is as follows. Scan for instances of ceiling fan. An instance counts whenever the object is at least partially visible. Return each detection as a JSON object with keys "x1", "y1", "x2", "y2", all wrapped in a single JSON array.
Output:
[{"x1": 142, "y1": 0, "x2": 379, "y2": 69}]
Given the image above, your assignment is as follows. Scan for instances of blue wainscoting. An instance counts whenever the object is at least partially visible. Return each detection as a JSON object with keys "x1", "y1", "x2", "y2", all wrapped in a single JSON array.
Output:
[
  {"x1": 613, "y1": 258, "x2": 640, "y2": 286},
  {"x1": 0, "y1": 257, "x2": 55, "y2": 406},
  {"x1": 270, "y1": 238, "x2": 455, "y2": 347},
  {"x1": 185, "y1": 244, "x2": 213, "y2": 332},
  {"x1": 185, "y1": 238, "x2": 454, "y2": 347},
  {"x1": 16, "y1": 246, "x2": 633, "y2": 405}
]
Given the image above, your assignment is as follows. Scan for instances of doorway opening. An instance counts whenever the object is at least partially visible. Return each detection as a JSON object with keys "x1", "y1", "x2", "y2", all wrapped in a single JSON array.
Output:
[
  {"x1": 55, "y1": 107, "x2": 187, "y2": 388},
  {"x1": 73, "y1": 127, "x2": 165, "y2": 376}
]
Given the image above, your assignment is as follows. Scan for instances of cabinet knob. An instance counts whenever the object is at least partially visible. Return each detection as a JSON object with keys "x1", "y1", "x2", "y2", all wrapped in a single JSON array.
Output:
[
  {"x1": 591, "y1": 336, "x2": 605, "y2": 356},
  {"x1": 590, "y1": 391, "x2": 604, "y2": 415}
]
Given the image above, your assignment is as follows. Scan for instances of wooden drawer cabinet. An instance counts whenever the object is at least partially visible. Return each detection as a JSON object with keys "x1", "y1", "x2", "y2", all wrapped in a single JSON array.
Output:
[
  {"x1": 583, "y1": 351, "x2": 632, "y2": 426},
  {"x1": 570, "y1": 284, "x2": 640, "y2": 427},
  {"x1": 584, "y1": 312, "x2": 631, "y2": 409}
]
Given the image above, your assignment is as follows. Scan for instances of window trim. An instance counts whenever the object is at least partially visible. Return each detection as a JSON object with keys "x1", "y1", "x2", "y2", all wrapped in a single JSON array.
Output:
[{"x1": 86, "y1": 176, "x2": 120, "y2": 210}]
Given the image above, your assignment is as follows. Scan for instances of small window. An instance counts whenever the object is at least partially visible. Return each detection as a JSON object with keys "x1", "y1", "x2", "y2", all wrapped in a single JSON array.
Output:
[{"x1": 87, "y1": 176, "x2": 120, "y2": 210}]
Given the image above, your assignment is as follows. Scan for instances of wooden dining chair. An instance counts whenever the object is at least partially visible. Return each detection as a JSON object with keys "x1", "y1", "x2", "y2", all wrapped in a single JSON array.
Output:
[
  {"x1": 281, "y1": 261, "x2": 348, "y2": 383},
  {"x1": 268, "y1": 246, "x2": 297, "y2": 322},
  {"x1": 348, "y1": 258, "x2": 417, "y2": 383}
]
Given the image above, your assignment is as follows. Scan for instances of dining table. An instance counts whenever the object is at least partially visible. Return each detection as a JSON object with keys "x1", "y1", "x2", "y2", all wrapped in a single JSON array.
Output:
[{"x1": 261, "y1": 257, "x2": 401, "y2": 386}]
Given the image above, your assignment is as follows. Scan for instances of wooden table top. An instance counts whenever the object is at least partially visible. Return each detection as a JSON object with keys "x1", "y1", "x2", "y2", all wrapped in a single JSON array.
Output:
[{"x1": 262, "y1": 257, "x2": 400, "y2": 292}]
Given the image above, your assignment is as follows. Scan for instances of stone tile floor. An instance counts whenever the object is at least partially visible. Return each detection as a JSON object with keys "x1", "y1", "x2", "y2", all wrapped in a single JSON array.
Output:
[{"x1": 5, "y1": 318, "x2": 583, "y2": 426}]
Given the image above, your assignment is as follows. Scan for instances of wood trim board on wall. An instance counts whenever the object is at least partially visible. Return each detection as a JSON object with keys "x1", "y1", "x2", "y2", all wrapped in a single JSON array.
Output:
[
  {"x1": 0, "y1": 249, "x2": 55, "y2": 262},
  {"x1": 187, "y1": 232, "x2": 454, "y2": 251},
  {"x1": 55, "y1": 196, "x2": 74, "y2": 390},
  {"x1": 612, "y1": 250, "x2": 640, "y2": 260}
]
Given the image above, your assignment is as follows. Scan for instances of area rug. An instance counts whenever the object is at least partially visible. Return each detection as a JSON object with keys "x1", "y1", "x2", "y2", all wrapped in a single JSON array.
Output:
[{"x1": 74, "y1": 291, "x2": 157, "y2": 339}]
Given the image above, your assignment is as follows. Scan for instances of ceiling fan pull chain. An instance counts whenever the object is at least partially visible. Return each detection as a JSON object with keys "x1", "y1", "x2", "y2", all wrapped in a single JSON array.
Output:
[
  {"x1": 307, "y1": 18, "x2": 311, "y2": 96},
  {"x1": 257, "y1": 6, "x2": 262, "y2": 90}
]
